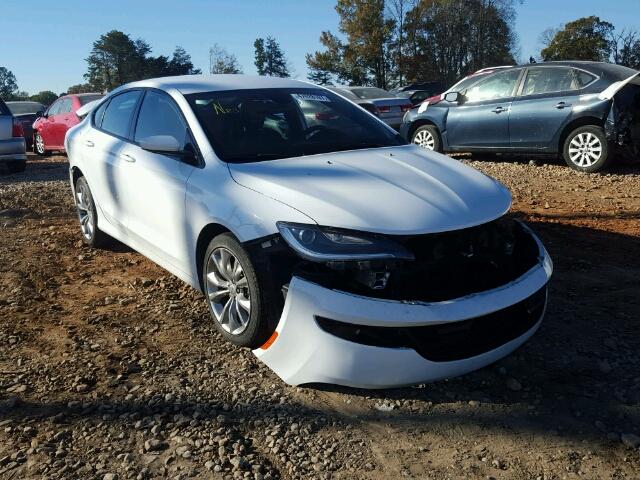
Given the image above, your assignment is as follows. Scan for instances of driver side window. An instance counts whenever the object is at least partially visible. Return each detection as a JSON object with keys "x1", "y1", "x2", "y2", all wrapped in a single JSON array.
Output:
[
  {"x1": 134, "y1": 90, "x2": 188, "y2": 148},
  {"x1": 46, "y1": 100, "x2": 62, "y2": 116},
  {"x1": 465, "y1": 70, "x2": 521, "y2": 103}
]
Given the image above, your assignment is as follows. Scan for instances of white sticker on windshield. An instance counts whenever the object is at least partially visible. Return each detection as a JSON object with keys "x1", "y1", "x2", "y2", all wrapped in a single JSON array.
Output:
[{"x1": 293, "y1": 93, "x2": 332, "y2": 102}]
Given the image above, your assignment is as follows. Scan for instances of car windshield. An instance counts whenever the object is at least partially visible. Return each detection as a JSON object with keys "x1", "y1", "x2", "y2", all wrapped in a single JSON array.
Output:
[
  {"x1": 349, "y1": 87, "x2": 392, "y2": 99},
  {"x1": 78, "y1": 94, "x2": 104, "y2": 106},
  {"x1": 186, "y1": 88, "x2": 404, "y2": 162},
  {"x1": 7, "y1": 102, "x2": 44, "y2": 115}
]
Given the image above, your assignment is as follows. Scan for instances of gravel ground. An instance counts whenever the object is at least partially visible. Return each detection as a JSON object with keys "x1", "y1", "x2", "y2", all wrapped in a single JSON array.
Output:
[{"x1": 0, "y1": 153, "x2": 639, "y2": 480}]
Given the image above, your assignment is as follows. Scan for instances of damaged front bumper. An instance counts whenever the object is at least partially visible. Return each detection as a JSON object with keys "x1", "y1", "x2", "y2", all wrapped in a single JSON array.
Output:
[{"x1": 253, "y1": 223, "x2": 552, "y2": 389}]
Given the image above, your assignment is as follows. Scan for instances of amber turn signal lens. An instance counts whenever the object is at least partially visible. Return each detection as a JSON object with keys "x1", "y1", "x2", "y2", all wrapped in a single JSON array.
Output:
[{"x1": 260, "y1": 331, "x2": 279, "y2": 350}]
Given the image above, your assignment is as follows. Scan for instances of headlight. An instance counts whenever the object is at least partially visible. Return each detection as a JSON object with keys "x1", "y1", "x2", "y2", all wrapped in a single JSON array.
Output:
[{"x1": 277, "y1": 222, "x2": 414, "y2": 262}]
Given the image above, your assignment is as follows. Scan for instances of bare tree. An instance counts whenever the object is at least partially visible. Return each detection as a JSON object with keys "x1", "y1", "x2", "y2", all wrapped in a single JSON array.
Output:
[{"x1": 209, "y1": 44, "x2": 242, "y2": 74}]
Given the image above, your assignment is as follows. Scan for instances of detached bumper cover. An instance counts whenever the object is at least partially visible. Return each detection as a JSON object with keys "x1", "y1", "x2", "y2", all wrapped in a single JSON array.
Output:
[{"x1": 254, "y1": 226, "x2": 552, "y2": 388}]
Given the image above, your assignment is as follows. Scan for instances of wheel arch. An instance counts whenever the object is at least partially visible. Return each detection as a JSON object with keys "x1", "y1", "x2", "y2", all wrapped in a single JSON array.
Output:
[
  {"x1": 407, "y1": 118, "x2": 440, "y2": 141},
  {"x1": 558, "y1": 116, "x2": 605, "y2": 153},
  {"x1": 70, "y1": 166, "x2": 84, "y2": 187},
  {"x1": 195, "y1": 222, "x2": 233, "y2": 292}
]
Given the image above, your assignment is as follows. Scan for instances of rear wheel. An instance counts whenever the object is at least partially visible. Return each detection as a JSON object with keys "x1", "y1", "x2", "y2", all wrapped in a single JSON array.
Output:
[
  {"x1": 202, "y1": 233, "x2": 273, "y2": 348},
  {"x1": 563, "y1": 126, "x2": 610, "y2": 173},
  {"x1": 34, "y1": 132, "x2": 50, "y2": 156},
  {"x1": 74, "y1": 176, "x2": 110, "y2": 247},
  {"x1": 411, "y1": 125, "x2": 442, "y2": 152},
  {"x1": 6, "y1": 161, "x2": 26, "y2": 173}
]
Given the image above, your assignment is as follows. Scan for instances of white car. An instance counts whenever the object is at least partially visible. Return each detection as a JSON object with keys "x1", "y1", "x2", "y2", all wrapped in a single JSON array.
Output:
[{"x1": 65, "y1": 75, "x2": 552, "y2": 389}]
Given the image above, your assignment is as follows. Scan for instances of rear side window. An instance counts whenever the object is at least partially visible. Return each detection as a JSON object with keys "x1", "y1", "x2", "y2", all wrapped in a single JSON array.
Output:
[
  {"x1": 134, "y1": 91, "x2": 188, "y2": 146},
  {"x1": 0, "y1": 100, "x2": 9, "y2": 115},
  {"x1": 79, "y1": 94, "x2": 104, "y2": 106},
  {"x1": 100, "y1": 91, "x2": 141, "y2": 139},
  {"x1": 574, "y1": 70, "x2": 597, "y2": 88},
  {"x1": 521, "y1": 68, "x2": 575, "y2": 96}
]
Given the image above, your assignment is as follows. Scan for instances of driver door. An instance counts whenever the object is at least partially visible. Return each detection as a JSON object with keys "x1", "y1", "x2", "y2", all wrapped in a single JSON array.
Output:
[
  {"x1": 117, "y1": 89, "x2": 198, "y2": 274},
  {"x1": 446, "y1": 69, "x2": 523, "y2": 149}
]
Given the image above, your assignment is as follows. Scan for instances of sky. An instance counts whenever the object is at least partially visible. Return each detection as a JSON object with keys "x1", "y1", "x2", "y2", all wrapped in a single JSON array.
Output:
[{"x1": 1, "y1": 0, "x2": 639, "y2": 95}]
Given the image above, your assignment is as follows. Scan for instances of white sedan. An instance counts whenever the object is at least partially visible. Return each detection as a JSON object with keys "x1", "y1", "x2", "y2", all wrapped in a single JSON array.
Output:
[{"x1": 65, "y1": 75, "x2": 552, "y2": 389}]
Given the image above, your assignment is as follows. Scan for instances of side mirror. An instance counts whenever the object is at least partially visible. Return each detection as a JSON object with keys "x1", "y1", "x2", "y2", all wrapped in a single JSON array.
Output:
[
  {"x1": 35, "y1": 110, "x2": 44, "y2": 118},
  {"x1": 139, "y1": 135, "x2": 199, "y2": 165},
  {"x1": 139, "y1": 135, "x2": 182, "y2": 153},
  {"x1": 444, "y1": 92, "x2": 461, "y2": 103}
]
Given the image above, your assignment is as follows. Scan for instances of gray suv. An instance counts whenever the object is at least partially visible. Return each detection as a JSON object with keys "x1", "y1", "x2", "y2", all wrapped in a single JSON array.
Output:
[{"x1": 0, "y1": 98, "x2": 27, "y2": 173}]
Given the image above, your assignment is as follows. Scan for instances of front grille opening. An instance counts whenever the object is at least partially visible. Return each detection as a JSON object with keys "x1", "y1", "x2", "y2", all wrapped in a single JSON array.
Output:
[
  {"x1": 295, "y1": 218, "x2": 541, "y2": 302},
  {"x1": 315, "y1": 286, "x2": 547, "y2": 362}
]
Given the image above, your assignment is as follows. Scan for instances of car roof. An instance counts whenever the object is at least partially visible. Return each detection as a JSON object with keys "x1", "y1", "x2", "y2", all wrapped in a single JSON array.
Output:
[
  {"x1": 113, "y1": 75, "x2": 314, "y2": 95},
  {"x1": 501, "y1": 61, "x2": 638, "y2": 82}
]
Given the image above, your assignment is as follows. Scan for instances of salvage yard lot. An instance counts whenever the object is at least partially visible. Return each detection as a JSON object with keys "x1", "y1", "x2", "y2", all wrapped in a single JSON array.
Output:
[{"x1": 0, "y1": 153, "x2": 639, "y2": 479}]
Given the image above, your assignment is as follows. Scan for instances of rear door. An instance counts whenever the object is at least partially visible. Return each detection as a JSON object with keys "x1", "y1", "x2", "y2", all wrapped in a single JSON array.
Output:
[
  {"x1": 446, "y1": 68, "x2": 523, "y2": 149},
  {"x1": 509, "y1": 67, "x2": 591, "y2": 150},
  {"x1": 82, "y1": 90, "x2": 142, "y2": 228},
  {"x1": 117, "y1": 89, "x2": 197, "y2": 273}
]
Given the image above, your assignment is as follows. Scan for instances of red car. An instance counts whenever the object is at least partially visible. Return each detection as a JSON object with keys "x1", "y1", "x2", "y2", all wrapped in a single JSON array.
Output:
[{"x1": 33, "y1": 93, "x2": 103, "y2": 155}]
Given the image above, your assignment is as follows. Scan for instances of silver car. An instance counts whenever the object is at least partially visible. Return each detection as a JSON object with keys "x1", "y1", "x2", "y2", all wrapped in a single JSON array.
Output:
[{"x1": 0, "y1": 98, "x2": 27, "y2": 173}]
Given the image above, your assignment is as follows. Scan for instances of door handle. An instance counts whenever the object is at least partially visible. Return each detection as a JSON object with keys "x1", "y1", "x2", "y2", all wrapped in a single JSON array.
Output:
[
  {"x1": 83, "y1": 140, "x2": 94, "y2": 147},
  {"x1": 555, "y1": 102, "x2": 572, "y2": 109},
  {"x1": 492, "y1": 106, "x2": 507, "y2": 114},
  {"x1": 120, "y1": 153, "x2": 136, "y2": 163}
]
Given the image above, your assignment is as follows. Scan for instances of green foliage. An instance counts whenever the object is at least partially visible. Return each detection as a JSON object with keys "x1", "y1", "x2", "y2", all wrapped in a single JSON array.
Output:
[
  {"x1": 254, "y1": 37, "x2": 289, "y2": 77},
  {"x1": 541, "y1": 16, "x2": 614, "y2": 62},
  {"x1": 307, "y1": 0, "x2": 519, "y2": 88},
  {"x1": 84, "y1": 31, "x2": 200, "y2": 92},
  {"x1": 67, "y1": 83, "x2": 94, "y2": 94},
  {"x1": 0, "y1": 66, "x2": 18, "y2": 100},
  {"x1": 29, "y1": 91, "x2": 58, "y2": 106}
]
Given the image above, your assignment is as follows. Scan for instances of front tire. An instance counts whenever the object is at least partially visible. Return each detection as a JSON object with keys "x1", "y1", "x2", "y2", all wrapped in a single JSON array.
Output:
[
  {"x1": 411, "y1": 125, "x2": 442, "y2": 152},
  {"x1": 34, "y1": 132, "x2": 50, "y2": 156},
  {"x1": 74, "y1": 177, "x2": 110, "y2": 247},
  {"x1": 203, "y1": 233, "x2": 272, "y2": 348},
  {"x1": 563, "y1": 126, "x2": 610, "y2": 173}
]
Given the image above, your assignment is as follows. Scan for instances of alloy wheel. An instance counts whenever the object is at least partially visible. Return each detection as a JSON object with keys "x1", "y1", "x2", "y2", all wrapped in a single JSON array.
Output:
[
  {"x1": 568, "y1": 132, "x2": 602, "y2": 168},
  {"x1": 413, "y1": 129, "x2": 435, "y2": 150},
  {"x1": 35, "y1": 134, "x2": 45, "y2": 155},
  {"x1": 75, "y1": 181, "x2": 95, "y2": 241},
  {"x1": 205, "y1": 247, "x2": 251, "y2": 335}
]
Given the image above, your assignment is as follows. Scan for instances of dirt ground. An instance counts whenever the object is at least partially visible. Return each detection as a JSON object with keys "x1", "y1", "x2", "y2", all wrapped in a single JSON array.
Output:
[{"x1": 0, "y1": 152, "x2": 639, "y2": 480}]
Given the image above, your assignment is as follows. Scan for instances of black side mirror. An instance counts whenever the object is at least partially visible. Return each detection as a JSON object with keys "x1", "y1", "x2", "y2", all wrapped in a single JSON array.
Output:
[
  {"x1": 180, "y1": 143, "x2": 200, "y2": 167},
  {"x1": 36, "y1": 111, "x2": 44, "y2": 118},
  {"x1": 444, "y1": 92, "x2": 461, "y2": 103}
]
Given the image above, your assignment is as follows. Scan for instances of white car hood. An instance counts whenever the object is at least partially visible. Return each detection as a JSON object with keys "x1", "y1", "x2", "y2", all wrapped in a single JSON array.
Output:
[{"x1": 228, "y1": 145, "x2": 512, "y2": 235}]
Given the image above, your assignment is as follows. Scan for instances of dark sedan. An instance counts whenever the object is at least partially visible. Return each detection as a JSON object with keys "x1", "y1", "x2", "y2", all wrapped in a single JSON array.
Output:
[
  {"x1": 400, "y1": 61, "x2": 640, "y2": 172},
  {"x1": 6, "y1": 101, "x2": 46, "y2": 149},
  {"x1": 328, "y1": 86, "x2": 412, "y2": 130}
]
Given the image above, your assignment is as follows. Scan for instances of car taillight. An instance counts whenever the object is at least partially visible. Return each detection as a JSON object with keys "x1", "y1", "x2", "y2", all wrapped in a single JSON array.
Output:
[
  {"x1": 361, "y1": 104, "x2": 379, "y2": 115},
  {"x1": 400, "y1": 103, "x2": 412, "y2": 112},
  {"x1": 377, "y1": 105, "x2": 391, "y2": 113},
  {"x1": 12, "y1": 119, "x2": 24, "y2": 138}
]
